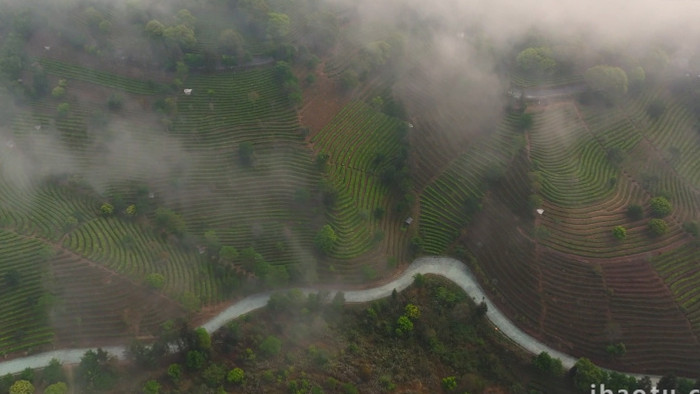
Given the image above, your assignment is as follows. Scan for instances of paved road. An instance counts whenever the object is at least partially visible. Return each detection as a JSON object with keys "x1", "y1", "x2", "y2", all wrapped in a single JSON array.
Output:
[
  {"x1": 508, "y1": 82, "x2": 587, "y2": 100},
  {"x1": 0, "y1": 256, "x2": 661, "y2": 385}
]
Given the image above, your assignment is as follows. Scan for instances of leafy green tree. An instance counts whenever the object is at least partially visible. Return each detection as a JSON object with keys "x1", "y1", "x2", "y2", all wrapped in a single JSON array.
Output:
[
  {"x1": 125, "y1": 204, "x2": 137, "y2": 217},
  {"x1": 176, "y1": 9, "x2": 196, "y2": 26},
  {"x1": 683, "y1": 221, "x2": 699, "y2": 237},
  {"x1": 573, "y1": 358, "x2": 607, "y2": 392},
  {"x1": 218, "y1": 29, "x2": 245, "y2": 58},
  {"x1": 516, "y1": 113, "x2": 534, "y2": 131},
  {"x1": 219, "y1": 246, "x2": 239, "y2": 263},
  {"x1": 44, "y1": 382, "x2": 68, "y2": 394},
  {"x1": 409, "y1": 236, "x2": 424, "y2": 254},
  {"x1": 167, "y1": 364, "x2": 182, "y2": 383},
  {"x1": 51, "y1": 86, "x2": 66, "y2": 99},
  {"x1": 155, "y1": 207, "x2": 185, "y2": 236},
  {"x1": 259, "y1": 335, "x2": 282, "y2": 358},
  {"x1": 605, "y1": 342, "x2": 626, "y2": 359},
  {"x1": 164, "y1": 24, "x2": 197, "y2": 49},
  {"x1": 340, "y1": 70, "x2": 359, "y2": 92},
  {"x1": 650, "y1": 196, "x2": 672, "y2": 217},
  {"x1": 441, "y1": 376, "x2": 457, "y2": 391},
  {"x1": 533, "y1": 352, "x2": 563, "y2": 376},
  {"x1": 647, "y1": 99, "x2": 666, "y2": 119},
  {"x1": 202, "y1": 363, "x2": 226, "y2": 388},
  {"x1": 607, "y1": 372, "x2": 637, "y2": 392},
  {"x1": 56, "y1": 102, "x2": 70, "y2": 118},
  {"x1": 76, "y1": 348, "x2": 117, "y2": 391},
  {"x1": 648, "y1": 218, "x2": 669, "y2": 236},
  {"x1": 227, "y1": 367, "x2": 245, "y2": 384},
  {"x1": 145, "y1": 20, "x2": 165, "y2": 38},
  {"x1": 627, "y1": 205, "x2": 644, "y2": 220},
  {"x1": 314, "y1": 225, "x2": 337, "y2": 254},
  {"x1": 404, "y1": 304, "x2": 420, "y2": 319},
  {"x1": 41, "y1": 358, "x2": 66, "y2": 385},
  {"x1": 195, "y1": 327, "x2": 211, "y2": 350},
  {"x1": 18, "y1": 368, "x2": 33, "y2": 382},
  {"x1": 203, "y1": 230, "x2": 221, "y2": 254},
  {"x1": 516, "y1": 47, "x2": 557, "y2": 75},
  {"x1": 100, "y1": 203, "x2": 114, "y2": 217},
  {"x1": 612, "y1": 226, "x2": 627, "y2": 240},
  {"x1": 145, "y1": 273, "x2": 165, "y2": 290},
  {"x1": 267, "y1": 12, "x2": 290, "y2": 41},
  {"x1": 186, "y1": 350, "x2": 205, "y2": 370},
  {"x1": 584, "y1": 65, "x2": 628, "y2": 100},
  {"x1": 395, "y1": 315, "x2": 413, "y2": 335},
  {"x1": 9, "y1": 380, "x2": 34, "y2": 394},
  {"x1": 658, "y1": 374, "x2": 678, "y2": 391},
  {"x1": 143, "y1": 380, "x2": 160, "y2": 394}
]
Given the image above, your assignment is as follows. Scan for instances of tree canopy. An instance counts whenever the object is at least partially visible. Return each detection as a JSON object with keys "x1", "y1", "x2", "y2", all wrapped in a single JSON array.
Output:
[
  {"x1": 650, "y1": 196, "x2": 672, "y2": 217},
  {"x1": 516, "y1": 47, "x2": 557, "y2": 75},
  {"x1": 314, "y1": 224, "x2": 338, "y2": 254},
  {"x1": 584, "y1": 65, "x2": 628, "y2": 100}
]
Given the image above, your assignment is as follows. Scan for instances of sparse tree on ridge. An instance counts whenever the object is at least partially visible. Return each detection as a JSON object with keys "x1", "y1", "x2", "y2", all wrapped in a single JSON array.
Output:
[{"x1": 612, "y1": 226, "x2": 627, "y2": 240}]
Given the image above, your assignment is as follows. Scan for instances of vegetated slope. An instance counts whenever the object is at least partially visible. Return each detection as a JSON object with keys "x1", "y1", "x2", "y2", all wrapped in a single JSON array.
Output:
[
  {"x1": 0, "y1": 230, "x2": 55, "y2": 355},
  {"x1": 397, "y1": 67, "x2": 500, "y2": 191},
  {"x1": 463, "y1": 193, "x2": 700, "y2": 376},
  {"x1": 418, "y1": 113, "x2": 523, "y2": 254},
  {"x1": 0, "y1": 57, "x2": 327, "y2": 353},
  {"x1": 651, "y1": 244, "x2": 700, "y2": 341},
  {"x1": 131, "y1": 276, "x2": 574, "y2": 394},
  {"x1": 48, "y1": 250, "x2": 185, "y2": 347},
  {"x1": 311, "y1": 101, "x2": 410, "y2": 281},
  {"x1": 164, "y1": 69, "x2": 322, "y2": 283},
  {"x1": 531, "y1": 102, "x2": 688, "y2": 258},
  {"x1": 440, "y1": 84, "x2": 700, "y2": 376}
]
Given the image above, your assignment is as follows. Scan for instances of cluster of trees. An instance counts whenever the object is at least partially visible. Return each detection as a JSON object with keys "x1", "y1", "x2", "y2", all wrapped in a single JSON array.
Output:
[
  {"x1": 572, "y1": 358, "x2": 699, "y2": 393},
  {"x1": 339, "y1": 38, "x2": 399, "y2": 93},
  {"x1": 376, "y1": 126, "x2": 413, "y2": 216},
  {"x1": 615, "y1": 196, "x2": 673, "y2": 240},
  {"x1": 584, "y1": 65, "x2": 629, "y2": 101},
  {"x1": 0, "y1": 359, "x2": 67, "y2": 394},
  {"x1": 274, "y1": 61, "x2": 302, "y2": 107}
]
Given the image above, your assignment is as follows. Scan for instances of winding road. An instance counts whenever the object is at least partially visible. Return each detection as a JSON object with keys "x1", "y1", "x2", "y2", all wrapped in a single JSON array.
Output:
[{"x1": 0, "y1": 256, "x2": 661, "y2": 384}]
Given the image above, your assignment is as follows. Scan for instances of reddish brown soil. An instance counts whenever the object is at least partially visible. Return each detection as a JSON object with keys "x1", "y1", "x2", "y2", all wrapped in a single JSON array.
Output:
[
  {"x1": 48, "y1": 250, "x2": 186, "y2": 348},
  {"x1": 464, "y1": 191, "x2": 700, "y2": 376},
  {"x1": 298, "y1": 61, "x2": 349, "y2": 142}
]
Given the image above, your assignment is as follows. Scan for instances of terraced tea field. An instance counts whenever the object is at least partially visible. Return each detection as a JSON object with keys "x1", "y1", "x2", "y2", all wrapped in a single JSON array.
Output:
[
  {"x1": 414, "y1": 84, "x2": 700, "y2": 375},
  {"x1": 311, "y1": 101, "x2": 411, "y2": 279},
  {"x1": 0, "y1": 57, "x2": 325, "y2": 354}
]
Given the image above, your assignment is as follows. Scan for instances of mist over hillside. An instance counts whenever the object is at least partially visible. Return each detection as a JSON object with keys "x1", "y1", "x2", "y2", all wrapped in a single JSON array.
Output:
[
  {"x1": 0, "y1": 0, "x2": 700, "y2": 391},
  {"x1": 1, "y1": 0, "x2": 699, "y2": 191}
]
